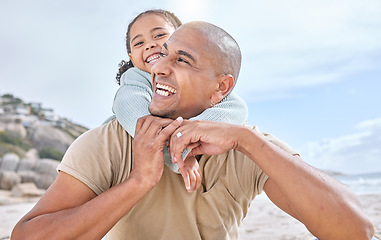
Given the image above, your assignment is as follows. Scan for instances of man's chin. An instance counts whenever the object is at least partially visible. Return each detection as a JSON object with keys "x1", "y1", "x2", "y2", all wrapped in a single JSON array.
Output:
[{"x1": 148, "y1": 108, "x2": 176, "y2": 119}]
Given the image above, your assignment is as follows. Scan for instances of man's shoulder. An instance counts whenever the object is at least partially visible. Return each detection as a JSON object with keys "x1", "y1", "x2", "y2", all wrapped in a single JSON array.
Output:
[
  {"x1": 246, "y1": 125, "x2": 299, "y2": 156},
  {"x1": 81, "y1": 118, "x2": 133, "y2": 144}
]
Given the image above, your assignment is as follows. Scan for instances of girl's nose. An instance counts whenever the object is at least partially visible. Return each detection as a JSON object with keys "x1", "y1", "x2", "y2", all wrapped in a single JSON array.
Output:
[{"x1": 145, "y1": 42, "x2": 156, "y2": 51}]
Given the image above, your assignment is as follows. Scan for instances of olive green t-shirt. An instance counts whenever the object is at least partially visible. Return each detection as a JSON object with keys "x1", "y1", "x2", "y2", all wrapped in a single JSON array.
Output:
[{"x1": 58, "y1": 119, "x2": 298, "y2": 240}]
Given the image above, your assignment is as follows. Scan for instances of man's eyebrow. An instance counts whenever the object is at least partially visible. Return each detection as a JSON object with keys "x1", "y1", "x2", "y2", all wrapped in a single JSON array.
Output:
[
  {"x1": 163, "y1": 43, "x2": 197, "y2": 64},
  {"x1": 178, "y1": 50, "x2": 196, "y2": 63}
]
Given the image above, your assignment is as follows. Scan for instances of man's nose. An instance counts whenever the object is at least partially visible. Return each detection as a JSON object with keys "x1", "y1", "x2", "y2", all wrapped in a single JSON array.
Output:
[{"x1": 152, "y1": 55, "x2": 171, "y2": 76}]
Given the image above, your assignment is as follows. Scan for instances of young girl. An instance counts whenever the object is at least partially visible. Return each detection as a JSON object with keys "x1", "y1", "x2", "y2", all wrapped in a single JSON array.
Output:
[{"x1": 111, "y1": 9, "x2": 248, "y2": 191}]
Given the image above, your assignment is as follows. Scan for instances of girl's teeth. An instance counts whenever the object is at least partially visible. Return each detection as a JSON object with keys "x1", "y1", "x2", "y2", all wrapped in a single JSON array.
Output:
[{"x1": 147, "y1": 54, "x2": 160, "y2": 63}]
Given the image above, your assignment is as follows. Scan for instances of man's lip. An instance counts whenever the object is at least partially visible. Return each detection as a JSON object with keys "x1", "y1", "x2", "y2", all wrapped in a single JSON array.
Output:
[{"x1": 153, "y1": 76, "x2": 177, "y2": 97}]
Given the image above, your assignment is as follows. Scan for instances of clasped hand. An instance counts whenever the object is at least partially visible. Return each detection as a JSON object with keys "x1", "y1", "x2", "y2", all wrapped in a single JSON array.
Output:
[
  {"x1": 132, "y1": 116, "x2": 240, "y2": 191},
  {"x1": 169, "y1": 120, "x2": 239, "y2": 168}
]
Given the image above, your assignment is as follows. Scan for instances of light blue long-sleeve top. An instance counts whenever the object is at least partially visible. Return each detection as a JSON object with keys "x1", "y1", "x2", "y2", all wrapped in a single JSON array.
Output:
[{"x1": 111, "y1": 67, "x2": 248, "y2": 173}]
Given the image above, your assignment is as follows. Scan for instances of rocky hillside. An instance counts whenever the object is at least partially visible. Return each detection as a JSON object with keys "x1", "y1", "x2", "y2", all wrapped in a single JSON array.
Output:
[
  {"x1": 0, "y1": 93, "x2": 88, "y2": 190},
  {"x1": 0, "y1": 93, "x2": 88, "y2": 160}
]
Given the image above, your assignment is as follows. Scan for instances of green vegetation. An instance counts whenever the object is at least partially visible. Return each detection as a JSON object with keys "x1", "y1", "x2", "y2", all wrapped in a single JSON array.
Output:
[
  {"x1": 1, "y1": 93, "x2": 88, "y2": 161},
  {"x1": 0, "y1": 131, "x2": 32, "y2": 151},
  {"x1": 0, "y1": 142, "x2": 26, "y2": 158},
  {"x1": 2, "y1": 94, "x2": 23, "y2": 105},
  {"x1": 39, "y1": 146, "x2": 64, "y2": 161},
  {"x1": 28, "y1": 103, "x2": 40, "y2": 116}
]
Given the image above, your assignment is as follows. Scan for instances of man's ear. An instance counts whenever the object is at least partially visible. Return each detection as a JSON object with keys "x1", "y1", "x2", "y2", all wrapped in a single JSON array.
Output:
[{"x1": 211, "y1": 74, "x2": 235, "y2": 105}]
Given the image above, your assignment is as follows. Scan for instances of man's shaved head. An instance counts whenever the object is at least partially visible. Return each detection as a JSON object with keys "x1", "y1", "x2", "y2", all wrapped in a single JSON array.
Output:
[
  {"x1": 179, "y1": 21, "x2": 242, "y2": 86},
  {"x1": 149, "y1": 21, "x2": 242, "y2": 119}
]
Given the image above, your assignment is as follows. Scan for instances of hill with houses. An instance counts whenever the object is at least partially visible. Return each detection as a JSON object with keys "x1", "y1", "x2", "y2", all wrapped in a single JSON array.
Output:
[
  {"x1": 0, "y1": 93, "x2": 88, "y2": 159},
  {"x1": 0, "y1": 93, "x2": 88, "y2": 190}
]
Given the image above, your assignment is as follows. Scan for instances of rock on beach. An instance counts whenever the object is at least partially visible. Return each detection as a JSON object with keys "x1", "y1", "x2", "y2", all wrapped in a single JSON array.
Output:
[{"x1": 0, "y1": 152, "x2": 59, "y2": 191}]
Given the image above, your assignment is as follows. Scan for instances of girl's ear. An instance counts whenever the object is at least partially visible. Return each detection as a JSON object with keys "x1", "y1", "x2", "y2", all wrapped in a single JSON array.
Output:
[
  {"x1": 128, "y1": 53, "x2": 135, "y2": 66},
  {"x1": 210, "y1": 74, "x2": 235, "y2": 105}
]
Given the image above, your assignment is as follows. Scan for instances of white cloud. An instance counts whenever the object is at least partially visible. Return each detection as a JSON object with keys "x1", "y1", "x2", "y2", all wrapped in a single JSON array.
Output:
[
  {"x1": 301, "y1": 118, "x2": 381, "y2": 174},
  {"x1": 166, "y1": 0, "x2": 210, "y2": 23},
  {"x1": 1, "y1": 0, "x2": 380, "y2": 129},
  {"x1": 225, "y1": 0, "x2": 381, "y2": 99},
  {"x1": 355, "y1": 118, "x2": 381, "y2": 130}
]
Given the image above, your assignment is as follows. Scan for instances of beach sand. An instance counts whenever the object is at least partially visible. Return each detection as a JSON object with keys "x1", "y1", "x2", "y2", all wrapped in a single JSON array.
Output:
[
  {"x1": 1, "y1": 191, "x2": 380, "y2": 239},
  {"x1": 239, "y1": 194, "x2": 381, "y2": 239}
]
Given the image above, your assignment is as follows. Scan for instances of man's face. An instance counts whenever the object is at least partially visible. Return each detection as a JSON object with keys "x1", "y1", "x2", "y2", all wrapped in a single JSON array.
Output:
[{"x1": 149, "y1": 27, "x2": 220, "y2": 119}]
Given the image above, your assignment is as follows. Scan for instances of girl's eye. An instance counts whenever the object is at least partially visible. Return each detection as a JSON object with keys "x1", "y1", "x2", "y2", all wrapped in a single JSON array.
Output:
[
  {"x1": 133, "y1": 41, "x2": 143, "y2": 47},
  {"x1": 159, "y1": 52, "x2": 167, "y2": 58},
  {"x1": 155, "y1": 33, "x2": 166, "y2": 39}
]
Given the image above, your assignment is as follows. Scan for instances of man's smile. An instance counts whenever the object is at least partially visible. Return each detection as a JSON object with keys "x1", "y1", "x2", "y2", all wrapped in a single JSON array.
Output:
[{"x1": 155, "y1": 83, "x2": 177, "y2": 96}]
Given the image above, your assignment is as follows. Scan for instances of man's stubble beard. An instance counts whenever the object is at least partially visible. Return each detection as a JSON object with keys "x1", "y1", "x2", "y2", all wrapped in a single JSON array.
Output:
[{"x1": 148, "y1": 105, "x2": 176, "y2": 119}]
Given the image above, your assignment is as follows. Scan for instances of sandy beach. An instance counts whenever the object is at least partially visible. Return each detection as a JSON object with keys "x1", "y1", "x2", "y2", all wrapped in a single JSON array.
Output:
[
  {"x1": 1, "y1": 191, "x2": 380, "y2": 239},
  {"x1": 240, "y1": 194, "x2": 381, "y2": 239}
]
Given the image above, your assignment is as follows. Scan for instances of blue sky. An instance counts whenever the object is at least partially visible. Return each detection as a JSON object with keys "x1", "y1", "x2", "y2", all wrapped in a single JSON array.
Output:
[{"x1": 1, "y1": 0, "x2": 380, "y2": 174}]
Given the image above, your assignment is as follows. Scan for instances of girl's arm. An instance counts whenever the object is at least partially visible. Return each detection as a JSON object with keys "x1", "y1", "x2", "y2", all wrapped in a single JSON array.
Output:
[
  {"x1": 112, "y1": 68, "x2": 152, "y2": 137},
  {"x1": 190, "y1": 92, "x2": 248, "y2": 125},
  {"x1": 112, "y1": 68, "x2": 181, "y2": 173},
  {"x1": 176, "y1": 93, "x2": 248, "y2": 169},
  {"x1": 174, "y1": 92, "x2": 248, "y2": 172}
]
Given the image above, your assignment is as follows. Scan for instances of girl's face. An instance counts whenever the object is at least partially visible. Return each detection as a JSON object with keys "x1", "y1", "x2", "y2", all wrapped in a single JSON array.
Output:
[{"x1": 128, "y1": 14, "x2": 176, "y2": 73}]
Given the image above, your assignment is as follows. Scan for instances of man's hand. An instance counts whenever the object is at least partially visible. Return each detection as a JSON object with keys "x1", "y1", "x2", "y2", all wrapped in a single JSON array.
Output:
[
  {"x1": 131, "y1": 115, "x2": 183, "y2": 187},
  {"x1": 169, "y1": 120, "x2": 242, "y2": 168}
]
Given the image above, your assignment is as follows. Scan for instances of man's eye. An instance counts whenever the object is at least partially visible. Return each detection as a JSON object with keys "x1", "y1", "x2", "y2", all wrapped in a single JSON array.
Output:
[{"x1": 177, "y1": 57, "x2": 190, "y2": 65}]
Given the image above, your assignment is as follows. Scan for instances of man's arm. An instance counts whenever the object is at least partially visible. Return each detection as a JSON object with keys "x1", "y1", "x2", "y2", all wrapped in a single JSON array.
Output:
[
  {"x1": 12, "y1": 116, "x2": 183, "y2": 240},
  {"x1": 169, "y1": 121, "x2": 374, "y2": 240},
  {"x1": 12, "y1": 171, "x2": 153, "y2": 240}
]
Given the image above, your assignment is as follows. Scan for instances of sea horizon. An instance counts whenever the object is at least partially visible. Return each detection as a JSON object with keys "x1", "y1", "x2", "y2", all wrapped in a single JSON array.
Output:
[{"x1": 332, "y1": 171, "x2": 381, "y2": 195}]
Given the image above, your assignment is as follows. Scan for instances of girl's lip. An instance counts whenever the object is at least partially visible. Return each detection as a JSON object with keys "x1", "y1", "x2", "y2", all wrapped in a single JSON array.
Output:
[{"x1": 145, "y1": 52, "x2": 161, "y2": 63}]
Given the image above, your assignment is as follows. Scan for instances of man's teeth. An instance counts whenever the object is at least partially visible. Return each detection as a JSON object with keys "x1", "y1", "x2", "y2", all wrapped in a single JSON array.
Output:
[
  {"x1": 156, "y1": 83, "x2": 176, "y2": 96},
  {"x1": 157, "y1": 89, "x2": 170, "y2": 96}
]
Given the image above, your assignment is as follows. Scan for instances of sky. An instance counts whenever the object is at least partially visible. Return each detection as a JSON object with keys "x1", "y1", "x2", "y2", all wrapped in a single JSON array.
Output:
[{"x1": 1, "y1": 0, "x2": 380, "y2": 174}]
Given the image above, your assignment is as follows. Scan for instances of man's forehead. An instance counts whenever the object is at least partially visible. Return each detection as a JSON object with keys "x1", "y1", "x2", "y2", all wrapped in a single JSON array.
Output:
[{"x1": 165, "y1": 27, "x2": 208, "y2": 56}]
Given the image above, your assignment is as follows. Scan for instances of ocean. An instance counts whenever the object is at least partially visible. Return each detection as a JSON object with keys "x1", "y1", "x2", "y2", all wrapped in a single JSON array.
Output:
[{"x1": 334, "y1": 172, "x2": 381, "y2": 195}]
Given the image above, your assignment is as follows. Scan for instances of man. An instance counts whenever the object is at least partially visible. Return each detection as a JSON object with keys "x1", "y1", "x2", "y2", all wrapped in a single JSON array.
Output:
[{"x1": 12, "y1": 21, "x2": 374, "y2": 240}]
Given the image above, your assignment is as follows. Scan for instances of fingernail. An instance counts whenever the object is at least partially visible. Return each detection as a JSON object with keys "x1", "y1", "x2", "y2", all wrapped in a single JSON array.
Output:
[
  {"x1": 173, "y1": 156, "x2": 176, "y2": 163},
  {"x1": 176, "y1": 116, "x2": 183, "y2": 122}
]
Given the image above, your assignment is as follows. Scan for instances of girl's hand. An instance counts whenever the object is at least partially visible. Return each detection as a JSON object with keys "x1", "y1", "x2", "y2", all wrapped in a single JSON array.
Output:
[{"x1": 178, "y1": 155, "x2": 202, "y2": 192}]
